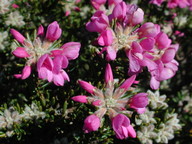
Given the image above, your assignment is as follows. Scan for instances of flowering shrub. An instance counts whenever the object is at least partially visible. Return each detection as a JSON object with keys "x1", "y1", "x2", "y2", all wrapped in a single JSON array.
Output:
[{"x1": 0, "y1": 0, "x2": 192, "y2": 143}]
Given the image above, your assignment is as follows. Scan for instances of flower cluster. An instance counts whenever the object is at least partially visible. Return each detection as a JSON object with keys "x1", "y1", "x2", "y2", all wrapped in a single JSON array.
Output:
[
  {"x1": 86, "y1": 0, "x2": 179, "y2": 89},
  {"x1": 150, "y1": 0, "x2": 192, "y2": 10},
  {"x1": 72, "y1": 64, "x2": 149, "y2": 139},
  {"x1": 11, "y1": 21, "x2": 81, "y2": 86}
]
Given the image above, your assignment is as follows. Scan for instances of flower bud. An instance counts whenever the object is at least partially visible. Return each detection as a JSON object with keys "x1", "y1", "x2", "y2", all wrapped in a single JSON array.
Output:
[
  {"x1": 10, "y1": 29, "x2": 25, "y2": 43},
  {"x1": 129, "y1": 93, "x2": 148, "y2": 108},
  {"x1": 78, "y1": 80, "x2": 95, "y2": 94},
  {"x1": 83, "y1": 114, "x2": 100, "y2": 133},
  {"x1": 12, "y1": 47, "x2": 30, "y2": 58},
  {"x1": 120, "y1": 75, "x2": 136, "y2": 90},
  {"x1": 71, "y1": 95, "x2": 88, "y2": 103},
  {"x1": 45, "y1": 21, "x2": 62, "y2": 42},
  {"x1": 105, "y1": 63, "x2": 113, "y2": 84}
]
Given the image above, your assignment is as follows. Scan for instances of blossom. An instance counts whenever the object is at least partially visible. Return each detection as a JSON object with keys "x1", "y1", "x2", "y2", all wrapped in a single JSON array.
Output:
[
  {"x1": 112, "y1": 114, "x2": 136, "y2": 139},
  {"x1": 11, "y1": 21, "x2": 80, "y2": 86},
  {"x1": 72, "y1": 64, "x2": 148, "y2": 138}
]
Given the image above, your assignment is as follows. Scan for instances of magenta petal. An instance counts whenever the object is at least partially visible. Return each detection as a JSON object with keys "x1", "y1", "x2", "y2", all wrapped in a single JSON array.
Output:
[
  {"x1": 61, "y1": 70, "x2": 70, "y2": 82},
  {"x1": 21, "y1": 66, "x2": 31, "y2": 79},
  {"x1": 53, "y1": 55, "x2": 63, "y2": 74},
  {"x1": 12, "y1": 47, "x2": 30, "y2": 58},
  {"x1": 61, "y1": 42, "x2": 81, "y2": 60},
  {"x1": 161, "y1": 48, "x2": 176, "y2": 63},
  {"x1": 156, "y1": 32, "x2": 171, "y2": 49},
  {"x1": 120, "y1": 75, "x2": 136, "y2": 90},
  {"x1": 14, "y1": 74, "x2": 22, "y2": 79},
  {"x1": 105, "y1": 63, "x2": 113, "y2": 83},
  {"x1": 106, "y1": 46, "x2": 117, "y2": 60},
  {"x1": 97, "y1": 29, "x2": 113, "y2": 46},
  {"x1": 159, "y1": 67, "x2": 174, "y2": 81},
  {"x1": 128, "y1": 125, "x2": 136, "y2": 138},
  {"x1": 127, "y1": 50, "x2": 141, "y2": 73},
  {"x1": 140, "y1": 37, "x2": 155, "y2": 51},
  {"x1": 53, "y1": 73, "x2": 64, "y2": 86},
  {"x1": 150, "y1": 76, "x2": 160, "y2": 90}
]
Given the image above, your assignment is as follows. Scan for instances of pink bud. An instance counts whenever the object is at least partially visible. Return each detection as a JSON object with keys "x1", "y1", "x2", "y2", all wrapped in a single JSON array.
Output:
[
  {"x1": 45, "y1": 21, "x2": 62, "y2": 42},
  {"x1": 12, "y1": 47, "x2": 30, "y2": 58},
  {"x1": 71, "y1": 95, "x2": 88, "y2": 103},
  {"x1": 112, "y1": 2, "x2": 127, "y2": 20},
  {"x1": 78, "y1": 80, "x2": 95, "y2": 94},
  {"x1": 83, "y1": 114, "x2": 100, "y2": 133},
  {"x1": 37, "y1": 25, "x2": 44, "y2": 36},
  {"x1": 12, "y1": 4, "x2": 19, "y2": 8},
  {"x1": 131, "y1": 8, "x2": 144, "y2": 25},
  {"x1": 10, "y1": 29, "x2": 25, "y2": 43},
  {"x1": 86, "y1": 11, "x2": 109, "y2": 33},
  {"x1": 120, "y1": 75, "x2": 136, "y2": 90},
  {"x1": 97, "y1": 29, "x2": 113, "y2": 46},
  {"x1": 105, "y1": 63, "x2": 113, "y2": 83},
  {"x1": 129, "y1": 93, "x2": 148, "y2": 108}
]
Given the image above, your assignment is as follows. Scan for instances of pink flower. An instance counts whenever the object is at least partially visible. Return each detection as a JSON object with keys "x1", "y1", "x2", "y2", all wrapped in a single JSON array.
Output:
[
  {"x1": 112, "y1": 114, "x2": 136, "y2": 139},
  {"x1": 97, "y1": 29, "x2": 113, "y2": 46},
  {"x1": 12, "y1": 47, "x2": 30, "y2": 58},
  {"x1": 37, "y1": 54, "x2": 70, "y2": 86},
  {"x1": 14, "y1": 65, "x2": 31, "y2": 79},
  {"x1": 83, "y1": 114, "x2": 100, "y2": 133},
  {"x1": 78, "y1": 80, "x2": 96, "y2": 94},
  {"x1": 45, "y1": 21, "x2": 62, "y2": 42},
  {"x1": 91, "y1": 0, "x2": 107, "y2": 10},
  {"x1": 10, "y1": 29, "x2": 26, "y2": 44},
  {"x1": 71, "y1": 95, "x2": 88, "y2": 103},
  {"x1": 86, "y1": 11, "x2": 109, "y2": 33}
]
